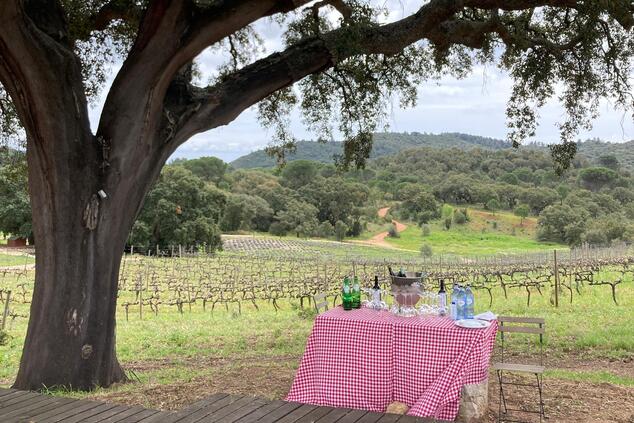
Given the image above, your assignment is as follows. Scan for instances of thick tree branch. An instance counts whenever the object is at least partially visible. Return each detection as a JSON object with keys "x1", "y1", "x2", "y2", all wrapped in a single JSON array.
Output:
[
  {"x1": 99, "y1": 0, "x2": 315, "y2": 168},
  {"x1": 0, "y1": 0, "x2": 90, "y2": 147},
  {"x1": 169, "y1": 0, "x2": 629, "y2": 148}
]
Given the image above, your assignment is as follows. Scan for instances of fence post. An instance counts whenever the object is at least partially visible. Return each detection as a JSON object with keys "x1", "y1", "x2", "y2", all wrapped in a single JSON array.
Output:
[
  {"x1": 2, "y1": 290, "x2": 11, "y2": 331},
  {"x1": 553, "y1": 249, "x2": 559, "y2": 308}
]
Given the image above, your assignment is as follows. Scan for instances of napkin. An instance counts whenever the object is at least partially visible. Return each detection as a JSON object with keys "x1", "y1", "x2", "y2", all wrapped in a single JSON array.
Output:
[{"x1": 475, "y1": 311, "x2": 497, "y2": 321}]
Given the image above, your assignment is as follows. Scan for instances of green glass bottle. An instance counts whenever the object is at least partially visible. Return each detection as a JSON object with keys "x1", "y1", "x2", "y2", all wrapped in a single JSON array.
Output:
[
  {"x1": 352, "y1": 276, "x2": 361, "y2": 309},
  {"x1": 342, "y1": 276, "x2": 353, "y2": 310}
]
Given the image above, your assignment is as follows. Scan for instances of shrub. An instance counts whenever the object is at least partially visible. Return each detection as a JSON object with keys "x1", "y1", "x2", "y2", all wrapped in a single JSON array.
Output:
[
  {"x1": 316, "y1": 221, "x2": 334, "y2": 238},
  {"x1": 514, "y1": 204, "x2": 530, "y2": 224},
  {"x1": 269, "y1": 222, "x2": 287, "y2": 237},
  {"x1": 420, "y1": 244, "x2": 433, "y2": 257},
  {"x1": 421, "y1": 224, "x2": 431, "y2": 237},
  {"x1": 350, "y1": 220, "x2": 363, "y2": 237},
  {"x1": 584, "y1": 229, "x2": 608, "y2": 245},
  {"x1": 334, "y1": 220, "x2": 348, "y2": 241},
  {"x1": 387, "y1": 224, "x2": 400, "y2": 238},
  {"x1": 485, "y1": 198, "x2": 500, "y2": 213},
  {"x1": 453, "y1": 210, "x2": 467, "y2": 225}
]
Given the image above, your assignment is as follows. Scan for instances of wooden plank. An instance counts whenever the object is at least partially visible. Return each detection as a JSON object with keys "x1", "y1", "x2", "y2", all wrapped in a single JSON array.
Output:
[
  {"x1": 122, "y1": 409, "x2": 162, "y2": 423},
  {"x1": 0, "y1": 395, "x2": 57, "y2": 420},
  {"x1": 354, "y1": 411, "x2": 384, "y2": 423},
  {"x1": 293, "y1": 405, "x2": 335, "y2": 422},
  {"x1": 374, "y1": 413, "x2": 403, "y2": 423},
  {"x1": 192, "y1": 396, "x2": 257, "y2": 422},
  {"x1": 57, "y1": 403, "x2": 119, "y2": 423},
  {"x1": 80, "y1": 404, "x2": 136, "y2": 423},
  {"x1": 173, "y1": 394, "x2": 238, "y2": 423},
  {"x1": 0, "y1": 391, "x2": 44, "y2": 409},
  {"x1": 492, "y1": 362, "x2": 545, "y2": 374},
  {"x1": 395, "y1": 415, "x2": 436, "y2": 423},
  {"x1": 0, "y1": 390, "x2": 37, "y2": 406},
  {"x1": 499, "y1": 316, "x2": 544, "y2": 324},
  {"x1": 211, "y1": 397, "x2": 269, "y2": 423},
  {"x1": 37, "y1": 399, "x2": 104, "y2": 422},
  {"x1": 27, "y1": 398, "x2": 86, "y2": 422},
  {"x1": 273, "y1": 403, "x2": 318, "y2": 423},
  {"x1": 128, "y1": 409, "x2": 179, "y2": 423},
  {"x1": 314, "y1": 407, "x2": 354, "y2": 423},
  {"x1": 0, "y1": 388, "x2": 18, "y2": 398},
  {"x1": 98, "y1": 406, "x2": 147, "y2": 423},
  {"x1": 177, "y1": 393, "x2": 229, "y2": 414},
  {"x1": 163, "y1": 394, "x2": 230, "y2": 423},
  {"x1": 254, "y1": 401, "x2": 305, "y2": 423},
  {"x1": 232, "y1": 400, "x2": 287, "y2": 423},
  {"x1": 328, "y1": 408, "x2": 367, "y2": 423},
  {"x1": 6, "y1": 397, "x2": 76, "y2": 423}
]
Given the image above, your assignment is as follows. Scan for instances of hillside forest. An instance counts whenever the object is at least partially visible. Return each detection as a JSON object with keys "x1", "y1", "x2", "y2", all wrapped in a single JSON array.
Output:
[{"x1": 2, "y1": 133, "x2": 634, "y2": 252}]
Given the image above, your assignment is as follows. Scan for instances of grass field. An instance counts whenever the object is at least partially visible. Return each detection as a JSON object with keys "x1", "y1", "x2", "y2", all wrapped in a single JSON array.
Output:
[
  {"x1": 0, "y1": 253, "x2": 33, "y2": 267},
  {"x1": 1, "y1": 277, "x2": 633, "y2": 403},
  {"x1": 1, "y1": 251, "x2": 633, "y2": 369},
  {"x1": 384, "y1": 206, "x2": 565, "y2": 255}
]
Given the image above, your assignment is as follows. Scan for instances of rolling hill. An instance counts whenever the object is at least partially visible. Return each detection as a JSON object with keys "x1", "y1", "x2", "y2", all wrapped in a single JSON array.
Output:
[
  {"x1": 231, "y1": 132, "x2": 634, "y2": 171},
  {"x1": 230, "y1": 132, "x2": 512, "y2": 168}
]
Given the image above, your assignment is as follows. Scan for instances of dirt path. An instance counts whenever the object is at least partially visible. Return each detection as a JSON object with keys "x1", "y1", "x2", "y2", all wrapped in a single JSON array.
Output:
[{"x1": 354, "y1": 207, "x2": 408, "y2": 249}]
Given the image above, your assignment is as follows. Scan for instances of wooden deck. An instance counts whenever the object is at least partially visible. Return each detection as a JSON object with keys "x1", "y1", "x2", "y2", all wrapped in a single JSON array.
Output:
[{"x1": 0, "y1": 388, "x2": 439, "y2": 423}]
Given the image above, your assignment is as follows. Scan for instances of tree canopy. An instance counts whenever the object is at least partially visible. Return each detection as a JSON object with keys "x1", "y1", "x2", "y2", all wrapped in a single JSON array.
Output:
[{"x1": 3, "y1": 1, "x2": 634, "y2": 169}]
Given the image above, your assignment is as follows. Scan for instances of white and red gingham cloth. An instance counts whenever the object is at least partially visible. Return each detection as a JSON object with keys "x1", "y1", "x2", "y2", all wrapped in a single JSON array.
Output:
[{"x1": 286, "y1": 307, "x2": 497, "y2": 421}]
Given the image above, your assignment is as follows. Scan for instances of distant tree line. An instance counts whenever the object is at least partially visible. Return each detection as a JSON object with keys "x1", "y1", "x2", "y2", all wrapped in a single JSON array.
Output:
[{"x1": 2, "y1": 145, "x2": 634, "y2": 249}]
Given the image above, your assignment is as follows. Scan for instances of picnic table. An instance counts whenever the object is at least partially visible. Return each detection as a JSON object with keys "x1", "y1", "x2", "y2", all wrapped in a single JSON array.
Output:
[{"x1": 287, "y1": 307, "x2": 497, "y2": 421}]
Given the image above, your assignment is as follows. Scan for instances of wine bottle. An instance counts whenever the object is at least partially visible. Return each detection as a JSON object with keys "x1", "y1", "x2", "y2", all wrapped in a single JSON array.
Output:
[
  {"x1": 438, "y1": 279, "x2": 447, "y2": 316},
  {"x1": 373, "y1": 275, "x2": 381, "y2": 290}
]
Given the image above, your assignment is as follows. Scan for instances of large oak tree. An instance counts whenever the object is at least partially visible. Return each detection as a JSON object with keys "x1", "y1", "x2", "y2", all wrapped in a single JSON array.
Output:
[{"x1": 0, "y1": 0, "x2": 632, "y2": 390}]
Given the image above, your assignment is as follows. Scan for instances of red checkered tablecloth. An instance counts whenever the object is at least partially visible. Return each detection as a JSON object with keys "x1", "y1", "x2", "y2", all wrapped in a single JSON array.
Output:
[{"x1": 286, "y1": 307, "x2": 497, "y2": 421}]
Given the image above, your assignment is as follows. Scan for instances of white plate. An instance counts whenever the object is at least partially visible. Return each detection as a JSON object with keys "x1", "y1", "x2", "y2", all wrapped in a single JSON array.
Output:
[{"x1": 454, "y1": 319, "x2": 491, "y2": 329}]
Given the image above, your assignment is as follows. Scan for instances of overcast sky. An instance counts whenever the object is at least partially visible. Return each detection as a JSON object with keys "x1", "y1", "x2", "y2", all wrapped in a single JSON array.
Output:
[
  {"x1": 90, "y1": 4, "x2": 634, "y2": 164},
  {"x1": 171, "y1": 69, "x2": 634, "y2": 163}
]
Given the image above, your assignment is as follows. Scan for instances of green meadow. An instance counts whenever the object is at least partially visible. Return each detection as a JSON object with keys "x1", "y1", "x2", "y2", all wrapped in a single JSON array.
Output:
[{"x1": 384, "y1": 206, "x2": 565, "y2": 255}]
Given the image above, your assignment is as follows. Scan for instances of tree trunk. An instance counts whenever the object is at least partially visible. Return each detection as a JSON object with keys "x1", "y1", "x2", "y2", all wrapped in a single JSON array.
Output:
[{"x1": 12, "y1": 112, "x2": 134, "y2": 389}]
